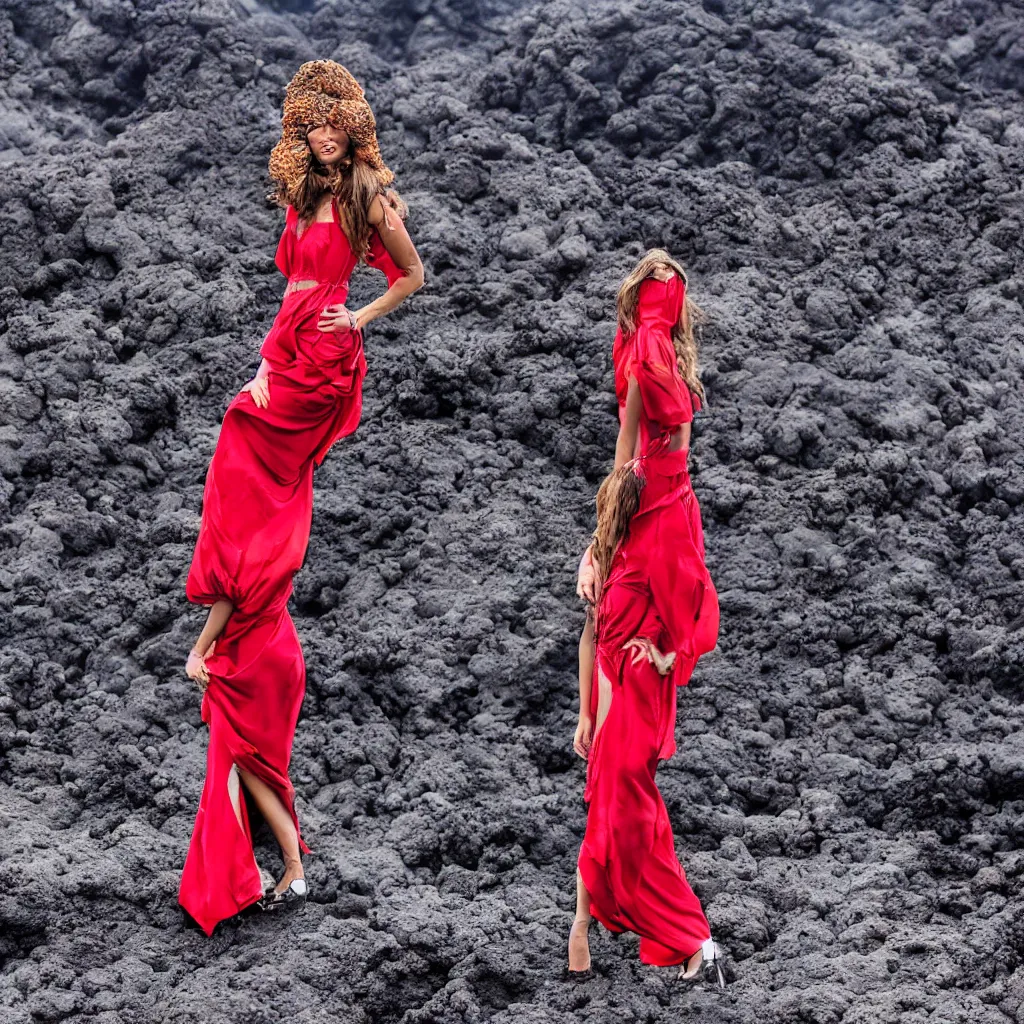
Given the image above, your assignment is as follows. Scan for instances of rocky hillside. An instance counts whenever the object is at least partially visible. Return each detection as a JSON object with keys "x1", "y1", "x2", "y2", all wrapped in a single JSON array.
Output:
[{"x1": 1, "y1": 0, "x2": 1022, "y2": 1021}]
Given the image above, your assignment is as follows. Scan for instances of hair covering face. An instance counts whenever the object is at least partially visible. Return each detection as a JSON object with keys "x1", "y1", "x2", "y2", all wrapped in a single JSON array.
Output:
[{"x1": 268, "y1": 60, "x2": 394, "y2": 195}]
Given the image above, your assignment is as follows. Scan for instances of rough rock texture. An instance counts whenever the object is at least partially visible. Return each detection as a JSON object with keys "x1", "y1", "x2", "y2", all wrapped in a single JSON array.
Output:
[{"x1": 2, "y1": 0, "x2": 1023, "y2": 1021}]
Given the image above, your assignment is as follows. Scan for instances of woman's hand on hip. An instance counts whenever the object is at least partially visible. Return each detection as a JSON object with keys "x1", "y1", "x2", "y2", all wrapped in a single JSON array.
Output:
[
  {"x1": 241, "y1": 376, "x2": 270, "y2": 409},
  {"x1": 623, "y1": 637, "x2": 677, "y2": 676},
  {"x1": 185, "y1": 641, "x2": 216, "y2": 690},
  {"x1": 317, "y1": 304, "x2": 358, "y2": 334},
  {"x1": 573, "y1": 714, "x2": 593, "y2": 760}
]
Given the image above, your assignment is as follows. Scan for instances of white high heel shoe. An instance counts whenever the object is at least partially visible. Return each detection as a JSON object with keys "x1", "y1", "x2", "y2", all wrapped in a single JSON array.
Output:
[
  {"x1": 679, "y1": 937, "x2": 726, "y2": 988},
  {"x1": 260, "y1": 877, "x2": 307, "y2": 912}
]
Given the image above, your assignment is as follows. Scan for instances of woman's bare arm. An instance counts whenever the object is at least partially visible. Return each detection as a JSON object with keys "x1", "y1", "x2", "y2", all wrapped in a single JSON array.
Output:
[
  {"x1": 185, "y1": 599, "x2": 234, "y2": 688},
  {"x1": 573, "y1": 611, "x2": 596, "y2": 759},
  {"x1": 578, "y1": 613, "x2": 595, "y2": 711},
  {"x1": 614, "y1": 376, "x2": 643, "y2": 470},
  {"x1": 352, "y1": 196, "x2": 425, "y2": 329},
  {"x1": 193, "y1": 600, "x2": 232, "y2": 657}
]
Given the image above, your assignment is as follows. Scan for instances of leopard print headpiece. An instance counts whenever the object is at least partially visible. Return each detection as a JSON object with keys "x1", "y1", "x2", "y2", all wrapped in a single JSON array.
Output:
[{"x1": 268, "y1": 60, "x2": 394, "y2": 194}]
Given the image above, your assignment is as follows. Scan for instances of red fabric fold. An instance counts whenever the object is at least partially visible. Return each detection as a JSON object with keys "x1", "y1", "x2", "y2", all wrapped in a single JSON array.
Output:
[
  {"x1": 180, "y1": 202, "x2": 402, "y2": 934},
  {"x1": 613, "y1": 276, "x2": 700, "y2": 442}
]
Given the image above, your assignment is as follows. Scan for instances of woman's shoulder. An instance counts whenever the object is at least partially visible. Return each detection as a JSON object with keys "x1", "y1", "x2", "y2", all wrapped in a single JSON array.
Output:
[
  {"x1": 365, "y1": 193, "x2": 386, "y2": 226},
  {"x1": 369, "y1": 189, "x2": 407, "y2": 228}
]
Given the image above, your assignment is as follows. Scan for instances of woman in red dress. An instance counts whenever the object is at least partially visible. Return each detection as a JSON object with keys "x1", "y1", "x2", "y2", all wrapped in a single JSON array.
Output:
[
  {"x1": 178, "y1": 61, "x2": 423, "y2": 936},
  {"x1": 569, "y1": 251, "x2": 723, "y2": 982}
]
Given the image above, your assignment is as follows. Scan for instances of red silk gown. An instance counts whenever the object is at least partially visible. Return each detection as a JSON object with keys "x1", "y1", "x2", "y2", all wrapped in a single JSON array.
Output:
[
  {"x1": 578, "y1": 274, "x2": 720, "y2": 966},
  {"x1": 179, "y1": 201, "x2": 403, "y2": 935}
]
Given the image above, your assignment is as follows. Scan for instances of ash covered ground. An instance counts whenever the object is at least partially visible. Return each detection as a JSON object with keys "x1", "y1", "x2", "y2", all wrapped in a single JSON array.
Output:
[{"x1": 1, "y1": 0, "x2": 1023, "y2": 1021}]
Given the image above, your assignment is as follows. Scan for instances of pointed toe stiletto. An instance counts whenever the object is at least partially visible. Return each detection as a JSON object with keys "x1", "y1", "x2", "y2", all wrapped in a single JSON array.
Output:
[
  {"x1": 679, "y1": 938, "x2": 726, "y2": 988},
  {"x1": 260, "y1": 877, "x2": 308, "y2": 912}
]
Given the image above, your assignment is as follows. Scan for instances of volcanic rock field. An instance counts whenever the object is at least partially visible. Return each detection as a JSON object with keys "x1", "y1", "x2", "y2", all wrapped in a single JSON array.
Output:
[{"x1": 1, "y1": 0, "x2": 1023, "y2": 1021}]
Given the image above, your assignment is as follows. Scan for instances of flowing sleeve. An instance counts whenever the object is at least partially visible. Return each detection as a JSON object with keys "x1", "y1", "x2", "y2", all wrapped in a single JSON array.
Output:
[
  {"x1": 365, "y1": 226, "x2": 407, "y2": 287},
  {"x1": 625, "y1": 326, "x2": 696, "y2": 432}
]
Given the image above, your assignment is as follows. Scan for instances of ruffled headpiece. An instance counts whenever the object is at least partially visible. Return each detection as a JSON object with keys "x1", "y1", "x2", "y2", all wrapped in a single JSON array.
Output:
[{"x1": 268, "y1": 60, "x2": 394, "y2": 194}]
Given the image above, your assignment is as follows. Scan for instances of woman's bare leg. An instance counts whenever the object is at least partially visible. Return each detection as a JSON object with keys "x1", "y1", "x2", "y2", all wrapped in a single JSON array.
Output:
[
  {"x1": 236, "y1": 768, "x2": 304, "y2": 893},
  {"x1": 568, "y1": 868, "x2": 593, "y2": 971},
  {"x1": 569, "y1": 664, "x2": 614, "y2": 972},
  {"x1": 594, "y1": 664, "x2": 614, "y2": 735}
]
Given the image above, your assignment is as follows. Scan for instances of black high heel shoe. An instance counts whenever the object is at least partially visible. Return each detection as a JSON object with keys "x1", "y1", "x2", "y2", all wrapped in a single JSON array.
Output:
[
  {"x1": 260, "y1": 877, "x2": 308, "y2": 912},
  {"x1": 679, "y1": 938, "x2": 726, "y2": 988}
]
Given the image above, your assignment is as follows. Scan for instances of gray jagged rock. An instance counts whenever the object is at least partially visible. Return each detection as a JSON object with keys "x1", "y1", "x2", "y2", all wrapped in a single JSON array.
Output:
[{"x1": 1, "y1": 0, "x2": 1023, "y2": 1021}]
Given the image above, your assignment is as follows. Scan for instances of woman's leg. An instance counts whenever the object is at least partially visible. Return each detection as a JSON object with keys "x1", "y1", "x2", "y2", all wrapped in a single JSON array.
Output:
[
  {"x1": 570, "y1": 659, "x2": 614, "y2": 974},
  {"x1": 569, "y1": 663, "x2": 616, "y2": 972},
  {"x1": 568, "y1": 868, "x2": 593, "y2": 971},
  {"x1": 593, "y1": 664, "x2": 614, "y2": 735},
  {"x1": 236, "y1": 768, "x2": 304, "y2": 892}
]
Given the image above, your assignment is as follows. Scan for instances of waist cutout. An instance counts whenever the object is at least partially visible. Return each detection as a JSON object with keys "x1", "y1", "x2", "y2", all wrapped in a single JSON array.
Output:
[{"x1": 285, "y1": 279, "x2": 323, "y2": 296}]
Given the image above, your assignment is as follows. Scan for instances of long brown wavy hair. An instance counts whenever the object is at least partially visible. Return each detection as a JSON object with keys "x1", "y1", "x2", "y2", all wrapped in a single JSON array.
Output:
[
  {"x1": 591, "y1": 464, "x2": 646, "y2": 586},
  {"x1": 271, "y1": 139, "x2": 407, "y2": 259},
  {"x1": 616, "y1": 248, "x2": 706, "y2": 405}
]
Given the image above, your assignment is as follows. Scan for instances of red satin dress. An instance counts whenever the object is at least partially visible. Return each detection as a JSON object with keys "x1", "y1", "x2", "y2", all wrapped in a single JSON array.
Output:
[
  {"x1": 578, "y1": 274, "x2": 720, "y2": 966},
  {"x1": 179, "y1": 202, "x2": 403, "y2": 935}
]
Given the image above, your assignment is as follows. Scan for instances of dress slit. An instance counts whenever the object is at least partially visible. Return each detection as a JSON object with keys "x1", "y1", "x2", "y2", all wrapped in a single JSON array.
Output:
[
  {"x1": 227, "y1": 764, "x2": 244, "y2": 831},
  {"x1": 593, "y1": 664, "x2": 615, "y2": 740}
]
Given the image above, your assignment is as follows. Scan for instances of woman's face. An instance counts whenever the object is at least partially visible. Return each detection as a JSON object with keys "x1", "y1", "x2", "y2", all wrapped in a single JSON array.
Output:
[
  {"x1": 306, "y1": 124, "x2": 350, "y2": 167},
  {"x1": 649, "y1": 262, "x2": 676, "y2": 282}
]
